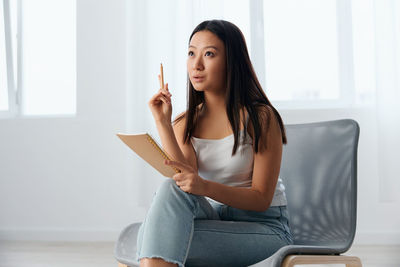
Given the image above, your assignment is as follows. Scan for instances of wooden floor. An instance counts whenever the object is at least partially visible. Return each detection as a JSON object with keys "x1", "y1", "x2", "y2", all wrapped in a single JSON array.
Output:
[{"x1": 0, "y1": 241, "x2": 398, "y2": 267}]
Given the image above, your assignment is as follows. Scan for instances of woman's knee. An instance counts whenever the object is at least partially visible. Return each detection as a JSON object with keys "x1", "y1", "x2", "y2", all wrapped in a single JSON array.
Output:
[
  {"x1": 157, "y1": 178, "x2": 180, "y2": 195},
  {"x1": 155, "y1": 179, "x2": 185, "y2": 201},
  {"x1": 155, "y1": 178, "x2": 199, "y2": 206}
]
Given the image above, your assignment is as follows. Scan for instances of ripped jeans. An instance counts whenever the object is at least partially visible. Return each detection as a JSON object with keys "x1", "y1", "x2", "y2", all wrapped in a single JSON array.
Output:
[{"x1": 136, "y1": 179, "x2": 293, "y2": 267}]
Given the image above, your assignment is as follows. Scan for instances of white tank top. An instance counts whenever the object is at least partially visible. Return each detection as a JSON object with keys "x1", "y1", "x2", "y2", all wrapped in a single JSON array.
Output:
[{"x1": 190, "y1": 114, "x2": 287, "y2": 207}]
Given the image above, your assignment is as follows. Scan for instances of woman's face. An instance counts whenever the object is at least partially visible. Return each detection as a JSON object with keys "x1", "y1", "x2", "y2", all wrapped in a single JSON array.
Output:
[{"x1": 187, "y1": 30, "x2": 226, "y2": 94}]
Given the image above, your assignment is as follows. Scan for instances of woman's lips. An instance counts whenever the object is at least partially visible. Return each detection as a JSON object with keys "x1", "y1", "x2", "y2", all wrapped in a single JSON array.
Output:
[{"x1": 192, "y1": 76, "x2": 205, "y2": 83}]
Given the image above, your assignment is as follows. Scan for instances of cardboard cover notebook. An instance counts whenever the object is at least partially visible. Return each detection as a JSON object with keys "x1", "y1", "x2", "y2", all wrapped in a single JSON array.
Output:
[{"x1": 116, "y1": 133, "x2": 180, "y2": 178}]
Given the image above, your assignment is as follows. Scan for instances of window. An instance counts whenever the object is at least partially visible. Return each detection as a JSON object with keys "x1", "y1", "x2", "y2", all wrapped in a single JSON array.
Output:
[
  {"x1": 1, "y1": 0, "x2": 76, "y2": 118},
  {"x1": 249, "y1": 0, "x2": 372, "y2": 109},
  {"x1": 264, "y1": 0, "x2": 340, "y2": 103}
]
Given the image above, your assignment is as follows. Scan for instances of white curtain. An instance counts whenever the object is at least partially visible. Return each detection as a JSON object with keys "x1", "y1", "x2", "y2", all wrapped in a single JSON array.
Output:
[{"x1": 373, "y1": 0, "x2": 400, "y2": 202}]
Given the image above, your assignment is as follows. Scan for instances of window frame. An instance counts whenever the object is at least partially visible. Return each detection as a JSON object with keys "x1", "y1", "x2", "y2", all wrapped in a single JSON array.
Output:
[
  {"x1": 0, "y1": 0, "x2": 18, "y2": 118},
  {"x1": 0, "y1": 0, "x2": 22, "y2": 119}
]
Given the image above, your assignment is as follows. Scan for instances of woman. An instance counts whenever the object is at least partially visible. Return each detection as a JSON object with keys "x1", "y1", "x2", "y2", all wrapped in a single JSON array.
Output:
[{"x1": 137, "y1": 20, "x2": 293, "y2": 267}]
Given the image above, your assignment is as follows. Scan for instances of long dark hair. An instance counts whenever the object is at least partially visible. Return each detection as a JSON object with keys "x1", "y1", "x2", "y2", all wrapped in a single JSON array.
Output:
[{"x1": 173, "y1": 19, "x2": 287, "y2": 155}]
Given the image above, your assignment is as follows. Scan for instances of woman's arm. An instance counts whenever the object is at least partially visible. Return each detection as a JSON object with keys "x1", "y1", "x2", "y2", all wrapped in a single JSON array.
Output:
[
  {"x1": 204, "y1": 181, "x2": 272, "y2": 212},
  {"x1": 148, "y1": 81, "x2": 193, "y2": 167},
  {"x1": 156, "y1": 119, "x2": 189, "y2": 167}
]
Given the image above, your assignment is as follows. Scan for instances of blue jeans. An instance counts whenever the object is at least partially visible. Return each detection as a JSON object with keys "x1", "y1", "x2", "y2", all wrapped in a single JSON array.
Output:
[{"x1": 136, "y1": 179, "x2": 293, "y2": 267}]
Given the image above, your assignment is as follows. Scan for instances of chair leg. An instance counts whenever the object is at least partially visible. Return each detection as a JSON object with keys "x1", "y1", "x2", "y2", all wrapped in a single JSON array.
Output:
[
  {"x1": 282, "y1": 255, "x2": 362, "y2": 267},
  {"x1": 118, "y1": 262, "x2": 129, "y2": 267}
]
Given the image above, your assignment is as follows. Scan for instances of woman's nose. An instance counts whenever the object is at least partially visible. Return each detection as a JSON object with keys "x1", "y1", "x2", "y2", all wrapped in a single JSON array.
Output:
[{"x1": 193, "y1": 56, "x2": 204, "y2": 71}]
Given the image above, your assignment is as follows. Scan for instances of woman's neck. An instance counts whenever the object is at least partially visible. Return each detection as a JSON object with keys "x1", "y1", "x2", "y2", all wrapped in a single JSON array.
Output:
[{"x1": 203, "y1": 92, "x2": 226, "y2": 116}]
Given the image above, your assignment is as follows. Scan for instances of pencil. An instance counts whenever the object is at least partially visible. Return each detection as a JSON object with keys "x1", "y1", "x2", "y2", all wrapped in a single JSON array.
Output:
[{"x1": 160, "y1": 63, "x2": 164, "y2": 89}]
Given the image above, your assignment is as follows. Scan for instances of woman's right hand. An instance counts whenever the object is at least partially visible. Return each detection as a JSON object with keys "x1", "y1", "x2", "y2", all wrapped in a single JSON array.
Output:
[{"x1": 148, "y1": 75, "x2": 173, "y2": 124}]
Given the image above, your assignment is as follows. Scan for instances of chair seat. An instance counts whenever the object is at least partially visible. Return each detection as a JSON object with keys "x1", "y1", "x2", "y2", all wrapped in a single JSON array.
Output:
[{"x1": 114, "y1": 222, "x2": 141, "y2": 267}]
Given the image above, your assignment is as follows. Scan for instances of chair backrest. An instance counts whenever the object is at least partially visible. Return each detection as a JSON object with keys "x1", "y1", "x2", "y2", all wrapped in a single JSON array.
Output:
[{"x1": 280, "y1": 119, "x2": 359, "y2": 253}]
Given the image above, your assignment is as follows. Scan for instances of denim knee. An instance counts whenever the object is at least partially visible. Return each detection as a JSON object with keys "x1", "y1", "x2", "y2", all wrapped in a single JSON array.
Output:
[
  {"x1": 156, "y1": 178, "x2": 184, "y2": 199},
  {"x1": 154, "y1": 178, "x2": 198, "y2": 211},
  {"x1": 157, "y1": 178, "x2": 180, "y2": 195}
]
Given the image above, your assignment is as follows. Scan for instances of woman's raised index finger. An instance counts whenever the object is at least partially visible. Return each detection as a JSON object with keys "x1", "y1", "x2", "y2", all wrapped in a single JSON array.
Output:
[{"x1": 158, "y1": 74, "x2": 163, "y2": 89}]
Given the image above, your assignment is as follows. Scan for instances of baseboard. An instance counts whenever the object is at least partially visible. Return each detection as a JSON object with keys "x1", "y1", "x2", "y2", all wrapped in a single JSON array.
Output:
[
  {"x1": 0, "y1": 228, "x2": 121, "y2": 242},
  {"x1": 353, "y1": 232, "x2": 400, "y2": 245}
]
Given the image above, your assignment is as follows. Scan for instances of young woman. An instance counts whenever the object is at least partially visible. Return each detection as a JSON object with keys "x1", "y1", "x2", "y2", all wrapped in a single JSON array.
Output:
[{"x1": 138, "y1": 20, "x2": 293, "y2": 267}]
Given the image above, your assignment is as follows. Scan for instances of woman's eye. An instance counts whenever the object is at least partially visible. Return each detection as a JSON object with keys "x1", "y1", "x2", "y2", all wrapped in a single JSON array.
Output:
[
  {"x1": 188, "y1": 51, "x2": 194, "y2": 56},
  {"x1": 205, "y1": 51, "x2": 214, "y2": 56}
]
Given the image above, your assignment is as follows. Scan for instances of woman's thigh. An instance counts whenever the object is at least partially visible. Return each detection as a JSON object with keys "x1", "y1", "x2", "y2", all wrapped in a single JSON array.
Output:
[{"x1": 185, "y1": 219, "x2": 289, "y2": 267}]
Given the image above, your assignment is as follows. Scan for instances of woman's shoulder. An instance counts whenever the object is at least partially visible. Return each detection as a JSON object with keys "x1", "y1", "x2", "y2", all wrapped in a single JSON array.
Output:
[
  {"x1": 247, "y1": 104, "x2": 283, "y2": 149},
  {"x1": 172, "y1": 104, "x2": 204, "y2": 124},
  {"x1": 252, "y1": 103, "x2": 274, "y2": 115},
  {"x1": 246, "y1": 103, "x2": 272, "y2": 126},
  {"x1": 172, "y1": 112, "x2": 188, "y2": 143},
  {"x1": 250, "y1": 104, "x2": 279, "y2": 128}
]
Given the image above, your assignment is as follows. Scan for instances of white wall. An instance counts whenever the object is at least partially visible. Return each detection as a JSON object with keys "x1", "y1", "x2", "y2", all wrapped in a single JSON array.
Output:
[
  {"x1": 0, "y1": 0, "x2": 399, "y2": 244},
  {"x1": 0, "y1": 0, "x2": 147, "y2": 241}
]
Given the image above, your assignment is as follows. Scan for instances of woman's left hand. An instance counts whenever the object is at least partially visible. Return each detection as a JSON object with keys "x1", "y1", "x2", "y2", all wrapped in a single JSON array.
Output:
[{"x1": 164, "y1": 159, "x2": 208, "y2": 196}]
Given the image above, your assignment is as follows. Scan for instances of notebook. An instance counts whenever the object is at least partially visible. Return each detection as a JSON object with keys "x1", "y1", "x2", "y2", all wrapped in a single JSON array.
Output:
[{"x1": 116, "y1": 133, "x2": 181, "y2": 178}]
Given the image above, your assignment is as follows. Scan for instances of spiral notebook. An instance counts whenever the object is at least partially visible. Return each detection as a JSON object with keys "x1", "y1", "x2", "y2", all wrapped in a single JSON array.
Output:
[{"x1": 116, "y1": 133, "x2": 181, "y2": 178}]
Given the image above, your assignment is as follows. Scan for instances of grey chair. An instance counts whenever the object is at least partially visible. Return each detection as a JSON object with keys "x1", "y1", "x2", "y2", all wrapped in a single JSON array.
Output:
[
  {"x1": 115, "y1": 119, "x2": 361, "y2": 267},
  {"x1": 250, "y1": 119, "x2": 361, "y2": 267}
]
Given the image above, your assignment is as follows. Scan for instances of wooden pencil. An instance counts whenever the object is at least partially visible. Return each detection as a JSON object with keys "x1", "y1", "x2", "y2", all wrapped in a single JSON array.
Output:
[{"x1": 160, "y1": 63, "x2": 164, "y2": 89}]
